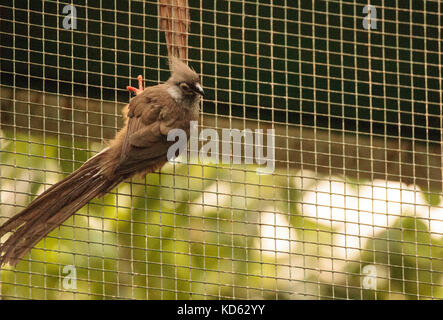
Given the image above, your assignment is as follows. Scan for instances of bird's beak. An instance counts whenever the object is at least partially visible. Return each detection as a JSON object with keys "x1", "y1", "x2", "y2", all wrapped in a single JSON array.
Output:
[{"x1": 193, "y1": 83, "x2": 205, "y2": 96}]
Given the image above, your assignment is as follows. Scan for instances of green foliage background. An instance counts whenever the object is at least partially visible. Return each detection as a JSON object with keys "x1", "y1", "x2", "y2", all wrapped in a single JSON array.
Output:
[{"x1": 1, "y1": 132, "x2": 441, "y2": 299}]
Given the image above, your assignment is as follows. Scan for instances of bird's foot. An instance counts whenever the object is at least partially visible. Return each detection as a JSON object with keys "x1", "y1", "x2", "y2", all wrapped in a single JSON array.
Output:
[{"x1": 126, "y1": 75, "x2": 144, "y2": 95}]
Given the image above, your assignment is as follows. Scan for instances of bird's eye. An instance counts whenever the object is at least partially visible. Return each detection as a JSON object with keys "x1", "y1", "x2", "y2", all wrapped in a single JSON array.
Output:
[{"x1": 179, "y1": 82, "x2": 191, "y2": 91}]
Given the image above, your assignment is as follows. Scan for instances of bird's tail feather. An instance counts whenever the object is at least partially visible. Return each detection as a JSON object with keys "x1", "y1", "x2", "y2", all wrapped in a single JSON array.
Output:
[{"x1": 0, "y1": 150, "x2": 120, "y2": 267}]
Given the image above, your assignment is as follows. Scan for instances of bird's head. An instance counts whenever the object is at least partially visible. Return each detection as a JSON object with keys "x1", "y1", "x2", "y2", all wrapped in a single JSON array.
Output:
[{"x1": 167, "y1": 57, "x2": 204, "y2": 99}]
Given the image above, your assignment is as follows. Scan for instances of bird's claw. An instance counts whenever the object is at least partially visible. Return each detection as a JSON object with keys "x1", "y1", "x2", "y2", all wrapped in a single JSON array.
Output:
[{"x1": 127, "y1": 75, "x2": 144, "y2": 95}]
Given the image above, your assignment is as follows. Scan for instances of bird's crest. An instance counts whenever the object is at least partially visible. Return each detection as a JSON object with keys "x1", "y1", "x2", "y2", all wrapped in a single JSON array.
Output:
[{"x1": 169, "y1": 56, "x2": 199, "y2": 83}]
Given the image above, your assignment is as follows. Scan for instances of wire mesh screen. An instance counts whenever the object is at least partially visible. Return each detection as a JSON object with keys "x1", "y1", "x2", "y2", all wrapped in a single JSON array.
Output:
[{"x1": 0, "y1": 0, "x2": 442, "y2": 300}]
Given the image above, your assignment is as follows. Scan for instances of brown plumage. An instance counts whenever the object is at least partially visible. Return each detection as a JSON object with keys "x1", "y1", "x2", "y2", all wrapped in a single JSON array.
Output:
[{"x1": 0, "y1": 58, "x2": 203, "y2": 267}]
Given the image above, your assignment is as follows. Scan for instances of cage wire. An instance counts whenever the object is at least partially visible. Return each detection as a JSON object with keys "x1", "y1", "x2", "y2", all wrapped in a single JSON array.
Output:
[{"x1": 0, "y1": 0, "x2": 442, "y2": 300}]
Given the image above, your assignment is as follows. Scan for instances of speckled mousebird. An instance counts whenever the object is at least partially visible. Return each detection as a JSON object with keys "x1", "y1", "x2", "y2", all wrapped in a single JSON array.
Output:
[{"x1": 0, "y1": 57, "x2": 204, "y2": 267}]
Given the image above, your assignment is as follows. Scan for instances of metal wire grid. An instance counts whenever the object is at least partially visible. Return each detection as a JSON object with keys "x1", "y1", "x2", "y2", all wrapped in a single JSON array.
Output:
[{"x1": 0, "y1": 0, "x2": 442, "y2": 299}]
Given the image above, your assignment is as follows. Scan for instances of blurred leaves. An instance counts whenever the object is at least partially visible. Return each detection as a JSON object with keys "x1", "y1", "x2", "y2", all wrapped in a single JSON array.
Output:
[{"x1": 0, "y1": 133, "x2": 442, "y2": 299}]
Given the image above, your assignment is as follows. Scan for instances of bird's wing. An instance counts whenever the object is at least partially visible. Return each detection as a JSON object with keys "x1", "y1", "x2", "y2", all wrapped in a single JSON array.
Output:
[{"x1": 117, "y1": 84, "x2": 190, "y2": 174}]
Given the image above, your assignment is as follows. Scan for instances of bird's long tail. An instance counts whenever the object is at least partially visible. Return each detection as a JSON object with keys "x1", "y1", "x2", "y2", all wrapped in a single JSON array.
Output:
[{"x1": 0, "y1": 149, "x2": 122, "y2": 267}]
